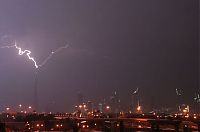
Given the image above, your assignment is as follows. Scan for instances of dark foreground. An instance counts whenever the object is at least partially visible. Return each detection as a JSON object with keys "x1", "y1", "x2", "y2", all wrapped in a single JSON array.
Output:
[{"x1": 0, "y1": 112, "x2": 200, "y2": 131}]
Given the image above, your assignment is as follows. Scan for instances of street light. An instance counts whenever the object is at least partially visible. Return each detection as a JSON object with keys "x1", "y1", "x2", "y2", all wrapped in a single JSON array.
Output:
[
  {"x1": 106, "y1": 105, "x2": 110, "y2": 113},
  {"x1": 6, "y1": 107, "x2": 10, "y2": 111},
  {"x1": 19, "y1": 104, "x2": 22, "y2": 108},
  {"x1": 83, "y1": 104, "x2": 86, "y2": 108},
  {"x1": 36, "y1": 124, "x2": 44, "y2": 131},
  {"x1": 56, "y1": 124, "x2": 62, "y2": 131},
  {"x1": 28, "y1": 106, "x2": 32, "y2": 113},
  {"x1": 79, "y1": 105, "x2": 82, "y2": 109}
]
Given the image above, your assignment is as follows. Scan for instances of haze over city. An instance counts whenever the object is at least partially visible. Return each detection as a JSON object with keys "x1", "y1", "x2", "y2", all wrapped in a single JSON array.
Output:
[{"x1": 0, "y1": 0, "x2": 198, "y2": 113}]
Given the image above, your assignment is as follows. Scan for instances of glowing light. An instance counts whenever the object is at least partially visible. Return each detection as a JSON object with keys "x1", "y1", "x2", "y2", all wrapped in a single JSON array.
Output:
[
  {"x1": 1, "y1": 42, "x2": 38, "y2": 68},
  {"x1": 137, "y1": 105, "x2": 141, "y2": 111},
  {"x1": 79, "y1": 105, "x2": 82, "y2": 108},
  {"x1": 184, "y1": 114, "x2": 189, "y2": 118},
  {"x1": 106, "y1": 106, "x2": 110, "y2": 109},
  {"x1": 81, "y1": 121, "x2": 87, "y2": 123}
]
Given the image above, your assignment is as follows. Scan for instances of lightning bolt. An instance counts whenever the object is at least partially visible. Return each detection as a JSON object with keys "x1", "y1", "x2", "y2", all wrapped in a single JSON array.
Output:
[
  {"x1": 1, "y1": 42, "x2": 39, "y2": 68},
  {"x1": 1, "y1": 41, "x2": 69, "y2": 69}
]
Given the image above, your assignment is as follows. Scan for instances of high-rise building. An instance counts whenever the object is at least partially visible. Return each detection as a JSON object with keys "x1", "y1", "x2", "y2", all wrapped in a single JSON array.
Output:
[
  {"x1": 98, "y1": 103, "x2": 103, "y2": 112},
  {"x1": 87, "y1": 101, "x2": 94, "y2": 112},
  {"x1": 110, "y1": 91, "x2": 121, "y2": 113}
]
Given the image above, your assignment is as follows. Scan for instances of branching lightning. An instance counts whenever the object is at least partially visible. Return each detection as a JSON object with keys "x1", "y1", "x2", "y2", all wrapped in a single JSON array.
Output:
[
  {"x1": 1, "y1": 40, "x2": 69, "y2": 111},
  {"x1": 1, "y1": 42, "x2": 38, "y2": 68},
  {"x1": 39, "y1": 44, "x2": 69, "y2": 67},
  {"x1": 1, "y1": 41, "x2": 69, "y2": 69}
]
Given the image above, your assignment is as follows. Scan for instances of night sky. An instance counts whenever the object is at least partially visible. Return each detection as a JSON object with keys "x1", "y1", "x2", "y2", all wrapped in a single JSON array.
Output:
[{"x1": 0, "y1": 0, "x2": 198, "y2": 112}]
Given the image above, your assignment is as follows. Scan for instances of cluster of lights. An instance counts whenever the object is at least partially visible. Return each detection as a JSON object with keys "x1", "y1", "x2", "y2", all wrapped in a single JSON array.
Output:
[
  {"x1": 5, "y1": 105, "x2": 33, "y2": 114},
  {"x1": 36, "y1": 124, "x2": 44, "y2": 127},
  {"x1": 56, "y1": 124, "x2": 63, "y2": 127},
  {"x1": 78, "y1": 104, "x2": 87, "y2": 109},
  {"x1": 25, "y1": 122, "x2": 67, "y2": 131},
  {"x1": 25, "y1": 122, "x2": 44, "y2": 130},
  {"x1": 193, "y1": 114, "x2": 197, "y2": 119},
  {"x1": 82, "y1": 124, "x2": 89, "y2": 129},
  {"x1": 25, "y1": 122, "x2": 31, "y2": 130}
]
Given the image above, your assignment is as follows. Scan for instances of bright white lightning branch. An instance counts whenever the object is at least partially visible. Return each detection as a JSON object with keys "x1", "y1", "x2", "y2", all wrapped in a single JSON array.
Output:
[
  {"x1": 1, "y1": 42, "x2": 39, "y2": 68},
  {"x1": 1, "y1": 42, "x2": 69, "y2": 69}
]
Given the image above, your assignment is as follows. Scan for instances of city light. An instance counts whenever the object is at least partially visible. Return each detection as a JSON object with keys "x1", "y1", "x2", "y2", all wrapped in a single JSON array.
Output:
[
  {"x1": 6, "y1": 107, "x2": 10, "y2": 111},
  {"x1": 0, "y1": 1, "x2": 197, "y2": 132},
  {"x1": 137, "y1": 105, "x2": 141, "y2": 111},
  {"x1": 79, "y1": 105, "x2": 82, "y2": 108},
  {"x1": 106, "y1": 106, "x2": 110, "y2": 109}
]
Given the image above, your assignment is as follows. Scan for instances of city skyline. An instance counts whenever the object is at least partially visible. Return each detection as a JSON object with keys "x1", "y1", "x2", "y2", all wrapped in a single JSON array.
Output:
[{"x1": 0, "y1": 0, "x2": 198, "y2": 112}]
